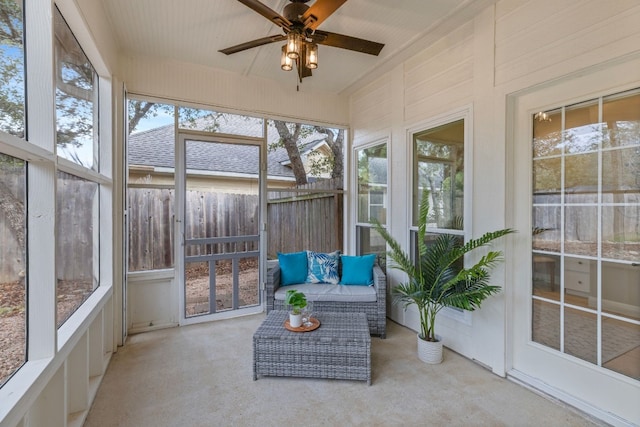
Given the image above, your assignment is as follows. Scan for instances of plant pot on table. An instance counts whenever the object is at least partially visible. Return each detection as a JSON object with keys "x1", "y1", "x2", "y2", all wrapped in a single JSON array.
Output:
[{"x1": 289, "y1": 313, "x2": 303, "y2": 328}]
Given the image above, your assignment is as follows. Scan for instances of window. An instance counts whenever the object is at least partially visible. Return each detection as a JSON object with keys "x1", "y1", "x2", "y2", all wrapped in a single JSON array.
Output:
[
  {"x1": 127, "y1": 98, "x2": 175, "y2": 272},
  {"x1": 355, "y1": 143, "x2": 387, "y2": 264},
  {"x1": 56, "y1": 171, "x2": 99, "y2": 327},
  {"x1": 531, "y1": 88, "x2": 640, "y2": 380},
  {"x1": 0, "y1": 153, "x2": 26, "y2": 387},
  {"x1": 0, "y1": 0, "x2": 25, "y2": 138},
  {"x1": 413, "y1": 119, "x2": 464, "y2": 230},
  {"x1": 53, "y1": 6, "x2": 102, "y2": 328},
  {"x1": 54, "y1": 6, "x2": 98, "y2": 170},
  {"x1": 411, "y1": 119, "x2": 467, "y2": 320},
  {"x1": 412, "y1": 119, "x2": 465, "y2": 253},
  {"x1": 266, "y1": 119, "x2": 344, "y2": 257},
  {"x1": 178, "y1": 107, "x2": 264, "y2": 138}
]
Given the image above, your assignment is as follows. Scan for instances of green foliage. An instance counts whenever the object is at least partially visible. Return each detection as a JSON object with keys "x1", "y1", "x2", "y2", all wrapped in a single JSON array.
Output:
[
  {"x1": 373, "y1": 187, "x2": 514, "y2": 342},
  {"x1": 284, "y1": 289, "x2": 307, "y2": 314},
  {"x1": 0, "y1": 0, "x2": 24, "y2": 137}
]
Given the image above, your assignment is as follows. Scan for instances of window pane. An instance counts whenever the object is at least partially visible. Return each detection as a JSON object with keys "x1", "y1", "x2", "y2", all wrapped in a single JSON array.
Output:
[
  {"x1": 602, "y1": 147, "x2": 640, "y2": 194},
  {"x1": 565, "y1": 153, "x2": 598, "y2": 202},
  {"x1": 564, "y1": 307, "x2": 597, "y2": 364},
  {"x1": 603, "y1": 91, "x2": 640, "y2": 149},
  {"x1": 413, "y1": 120, "x2": 464, "y2": 230},
  {"x1": 532, "y1": 299, "x2": 560, "y2": 351},
  {"x1": 127, "y1": 99, "x2": 175, "y2": 272},
  {"x1": 54, "y1": 7, "x2": 98, "y2": 170},
  {"x1": 128, "y1": 188, "x2": 175, "y2": 271},
  {"x1": 564, "y1": 206, "x2": 597, "y2": 257},
  {"x1": 356, "y1": 226, "x2": 386, "y2": 270},
  {"x1": 0, "y1": 153, "x2": 25, "y2": 387},
  {"x1": 602, "y1": 316, "x2": 640, "y2": 380},
  {"x1": 602, "y1": 261, "x2": 640, "y2": 319},
  {"x1": 128, "y1": 100, "x2": 174, "y2": 135},
  {"x1": 533, "y1": 157, "x2": 561, "y2": 195},
  {"x1": 532, "y1": 110, "x2": 562, "y2": 157},
  {"x1": 266, "y1": 119, "x2": 344, "y2": 257},
  {"x1": 357, "y1": 143, "x2": 386, "y2": 224},
  {"x1": 56, "y1": 171, "x2": 98, "y2": 327},
  {"x1": 178, "y1": 107, "x2": 264, "y2": 138},
  {"x1": 564, "y1": 101, "x2": 601, "y2": 154},
  {"x1": 602, "y1": 205, "x2": 640, "y2": 262},
  {"x1": 532, "y1": 206, "x2": 560, "y2": 253},
  {"x1": 0, "y1": 0, "x2": 25, "y2": 138},
  {"x1": 532, "y1": 254, "x2": 560, "y2": 301}
]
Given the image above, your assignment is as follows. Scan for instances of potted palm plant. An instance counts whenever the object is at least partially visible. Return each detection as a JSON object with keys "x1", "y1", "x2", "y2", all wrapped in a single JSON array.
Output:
[
  {"x1": 284, "y1": 289, "x2": 307, "y2": 328},
  {"x1": 374, "y1": 189, "x2": 514, "y2": 364}
]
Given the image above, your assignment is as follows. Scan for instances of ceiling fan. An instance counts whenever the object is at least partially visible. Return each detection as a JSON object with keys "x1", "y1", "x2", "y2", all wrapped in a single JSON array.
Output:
[{"x1": 219, "y1": 0, "x2": 385, "y2": 82}]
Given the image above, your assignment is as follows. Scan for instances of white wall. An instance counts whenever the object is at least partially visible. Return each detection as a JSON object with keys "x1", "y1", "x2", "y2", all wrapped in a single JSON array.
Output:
[
  {"x1": 348, "y1": 0, "x2": 640, "y2": 423},
  {"x1": 120, "y1": 55, "x2": 350, "y2": 127}
]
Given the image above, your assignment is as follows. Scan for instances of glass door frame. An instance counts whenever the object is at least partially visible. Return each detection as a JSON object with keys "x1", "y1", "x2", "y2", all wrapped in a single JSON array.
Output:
[
  {"x1": 176, "y1": 130, "x2": 267, "y2": 325},
  {"x1": 506, "y1": 58, "x2": 640, "y2": 425}
]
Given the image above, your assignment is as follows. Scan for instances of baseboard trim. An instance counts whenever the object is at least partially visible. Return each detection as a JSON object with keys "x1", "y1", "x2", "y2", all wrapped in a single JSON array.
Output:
[{"x1": 507, "y1": 369, "x2": 634, "y2": 427}]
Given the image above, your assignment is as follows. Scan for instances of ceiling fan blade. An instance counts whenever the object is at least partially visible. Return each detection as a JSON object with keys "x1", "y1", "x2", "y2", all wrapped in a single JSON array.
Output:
[
  {"x1": 301, "y1": 0, "x2": 347, "y2": 31},
  {"x1": 219, "y1": 34, "x2": 286, "y2": 55},
  {"x1": 311, "y1": 30, "x2": 384, "y2": 56},
  {"x1": 236, "y1": 0, "x2": 291, "y2": 30}
]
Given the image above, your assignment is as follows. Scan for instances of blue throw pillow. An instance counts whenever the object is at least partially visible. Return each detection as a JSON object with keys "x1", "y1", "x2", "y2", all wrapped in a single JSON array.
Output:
[
  {"x1": 306, "y1": 250, "x2": 340, "y2": 284},
  {"x1": 277, "y1": 251, "x2": 308, "y2": 286},
  {"x1": 340, "y1": 254, "x2": 376, "y2": 286}
]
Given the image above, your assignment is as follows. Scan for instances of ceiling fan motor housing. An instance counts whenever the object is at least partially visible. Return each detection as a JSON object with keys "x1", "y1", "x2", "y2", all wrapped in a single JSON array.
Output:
[{"x1": 283, "y1": 2, "x2": 310, "y2": 28}]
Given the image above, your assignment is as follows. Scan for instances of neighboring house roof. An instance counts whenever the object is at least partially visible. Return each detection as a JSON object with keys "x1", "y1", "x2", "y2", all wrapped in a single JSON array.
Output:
[{"x1": 128, "y1": 116, "x2": 335, "y2": 178}]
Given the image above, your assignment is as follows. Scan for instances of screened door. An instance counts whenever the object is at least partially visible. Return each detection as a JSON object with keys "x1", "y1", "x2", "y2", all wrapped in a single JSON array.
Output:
[{"x1": 177, "y1": 133, "x2": 263, "y2": 323}]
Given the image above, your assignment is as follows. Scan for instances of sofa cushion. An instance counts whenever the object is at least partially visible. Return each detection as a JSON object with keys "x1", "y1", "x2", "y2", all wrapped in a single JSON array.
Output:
[
  {"x1": 340, "y1": 254, "x2": 376, "y2": 286},
  {"x1": 274, "y1": 283, "x2": 377, "y2": 303},
  {"x1": 305, "y1": 250, "x2": 340, "y2": 284},
  {"x1": 277, "y1": 251, "x2": 308, "y2": 286}
]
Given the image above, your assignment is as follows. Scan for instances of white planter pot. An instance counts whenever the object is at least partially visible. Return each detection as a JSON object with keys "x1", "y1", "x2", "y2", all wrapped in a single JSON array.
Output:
[
  {"x1": 289, "y1": 313, "x2": 303, "y2": 328},
  {"x1": 417, "y1": 334, "x2": 443, "y2": 364}
]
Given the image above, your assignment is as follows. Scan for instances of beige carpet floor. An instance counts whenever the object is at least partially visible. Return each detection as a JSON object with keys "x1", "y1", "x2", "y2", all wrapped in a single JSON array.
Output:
[{"x1": 85, "y1": 314, "x2": 604, "y2": 427}]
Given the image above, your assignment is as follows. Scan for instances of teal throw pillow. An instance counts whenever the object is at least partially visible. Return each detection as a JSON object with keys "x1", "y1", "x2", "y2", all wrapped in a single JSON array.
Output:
[
  {"x1": 277, "y1": 251, "x2": 308, "y2": 286},
  {"x1": 340, "y1": 254, "x2": 376, "y2": 286},
  {"x1": 306, "y1": 250, "x2": 340, "y2": 284}
]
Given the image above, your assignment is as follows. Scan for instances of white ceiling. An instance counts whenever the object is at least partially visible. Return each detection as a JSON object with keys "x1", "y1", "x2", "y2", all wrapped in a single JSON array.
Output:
[{"x1": 101, "y1": 0, "x2": 491, "y2": 94}]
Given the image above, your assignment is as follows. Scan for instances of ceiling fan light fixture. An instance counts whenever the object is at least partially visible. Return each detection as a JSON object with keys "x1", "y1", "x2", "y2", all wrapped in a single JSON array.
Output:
[
  {"x1": 306, "y1": 43, "x2": 318, "y2": 69},
  {"x1": 281, "y1": 45, "x2": 293, "y2": 71},
  {"x1": 286, "y1": 32, "x2": 301, "y2": 59}
]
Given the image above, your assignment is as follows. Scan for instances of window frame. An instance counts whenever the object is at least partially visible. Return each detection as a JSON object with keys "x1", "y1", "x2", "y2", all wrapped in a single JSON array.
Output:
[
  {"x1": 354, "y1": 139, "x2": 388, "y2": 258},
  {"x1": 407, "y1": 107, "x2": 473, "y2": 325},
  {"x1": 0, "y1": 0, "x2": 114, "y2": 392}
]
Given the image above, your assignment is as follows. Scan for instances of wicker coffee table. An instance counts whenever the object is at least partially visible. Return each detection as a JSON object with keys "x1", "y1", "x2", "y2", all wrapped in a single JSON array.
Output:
[{"x1": 253, "y1": 311, "x2": 371, "y2": 384}]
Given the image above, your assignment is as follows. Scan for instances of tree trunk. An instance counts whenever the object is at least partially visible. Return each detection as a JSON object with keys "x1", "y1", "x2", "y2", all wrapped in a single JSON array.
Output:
[{"x1": 273, "y1": 120, "x2": 308, "y2": 185}]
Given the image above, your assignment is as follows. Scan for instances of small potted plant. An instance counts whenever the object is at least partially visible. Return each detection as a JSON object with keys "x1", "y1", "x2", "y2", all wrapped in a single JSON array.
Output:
[{"x1": 284, "y1": 289, "x2": 307, "y2": 328}]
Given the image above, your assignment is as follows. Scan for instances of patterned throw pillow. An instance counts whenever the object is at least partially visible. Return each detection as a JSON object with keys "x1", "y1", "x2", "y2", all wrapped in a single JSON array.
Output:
[{"x1": 306, "y1": 250, "x2": 340, "y2": 284}]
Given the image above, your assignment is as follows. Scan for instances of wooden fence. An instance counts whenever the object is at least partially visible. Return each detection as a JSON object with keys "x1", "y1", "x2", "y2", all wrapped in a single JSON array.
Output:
[
  {"x1": 0, "y1": 166, "x2": 25, "y2": 282},
  {"x1": 266, "y1": 178, "x2": 343, "y2": 257},
  {"x1": 128, "y1": 188, "x2": 175, "y2": 271},
  {"x1": 127, "y1": 179, "x2": 343, "y2": 272},
  {"x1": 0, "y1": 168, "x2": 98, "y2": 283}
]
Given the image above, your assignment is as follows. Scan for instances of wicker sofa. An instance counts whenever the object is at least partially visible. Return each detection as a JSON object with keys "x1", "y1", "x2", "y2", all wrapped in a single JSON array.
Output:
[{"x1": 265, "y1": 261, "x2": 387, "y2": 338}]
